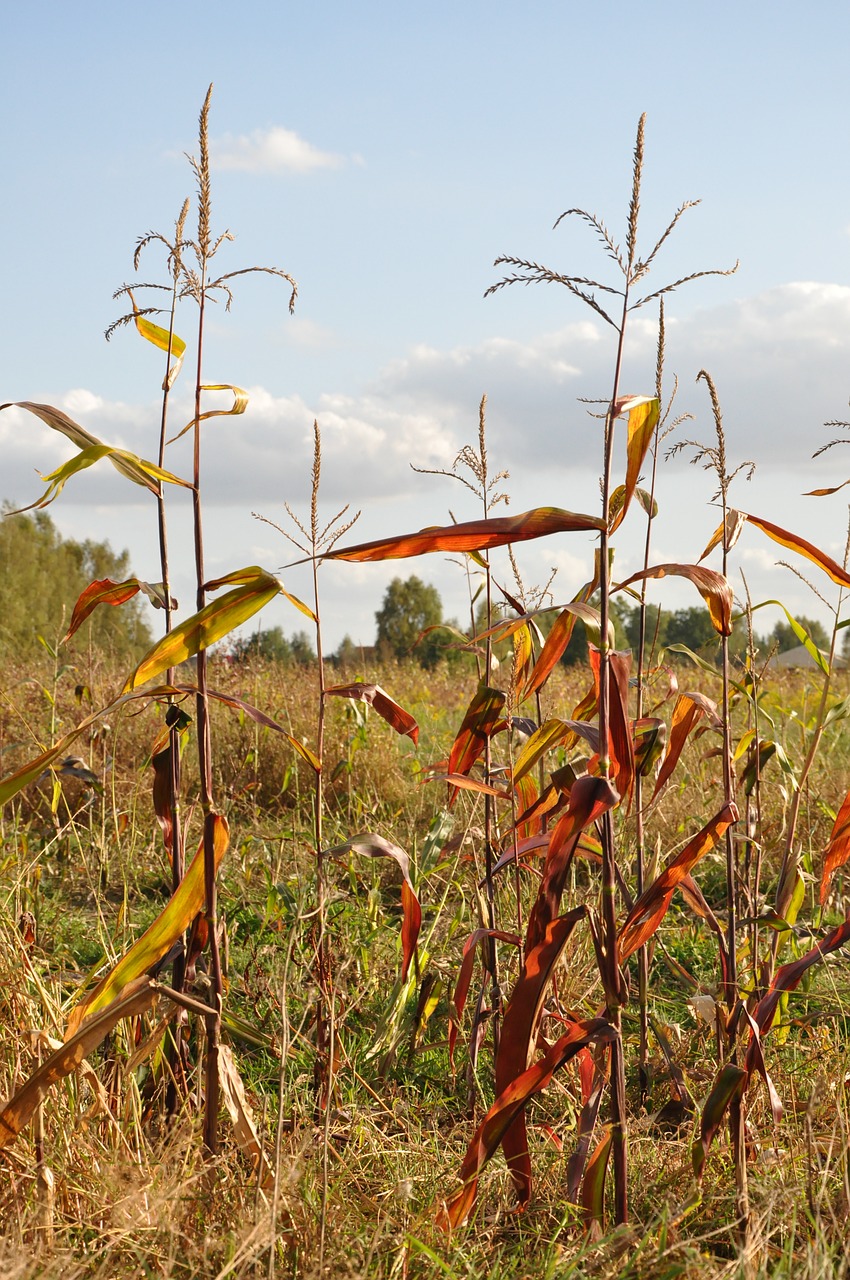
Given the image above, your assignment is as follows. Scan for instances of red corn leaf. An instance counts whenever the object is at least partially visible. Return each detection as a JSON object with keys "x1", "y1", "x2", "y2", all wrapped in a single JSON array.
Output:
[
  {"x1": 679, "y1": 874, "x2": 730, "y2": 989},
  {"x1": 616, "y1": 564, "x2": 733, "y2": 636},
  {"x1": 609, "y1": 397, "x2": 661, "y2": 533},
  {"x1": 63, "y1": 577, "x2": 175, "y2": 644},
  {"x1": 513, "y1": 773, "x2": 539, "y2": 842},
  {"x1": 324, "y1": 682, "x2": 419, "y2": 745},
  {"x1": 437, "y1": 1015, "x2": 614, "y2": 1232},
  {"x1": 618, "y1": 802, "x2": 739, "y2": 963},
  {"x1": 651, "y1": 691, "x2": 720, "y2": 803},
  {"x1": 425, "y1": 772, "x2": 510, "y2": 799},
  {"x1": 323, "y1": 834, "x2": 421, "y2": 980},
  {"x1": 692, "y1": 1063, "x2": 748, "y2": 1180},
  {"x1": 322, "y1": 507, "x2": 606, "y2": 564},
  {"x1": 449, "y1": 928, "x2": 522, "y2": 1070},
  {"x1": 581, "y1": 1125, "x2": 614, "y2": 1228},
  {"x1": 737, "y1": 512, "x2": 850, "y2": 589},
  {"x1": 820, "y1": 787, "x2": 850, "y2": 905},
  {"x1": 526, "y1": 776, "x2": 620, "y2": 952},
  {"x1": 751, "y1": 914, "x2": 850, "y2": 1037},
  {"x1": 589, "y1": 647, "x2": 634, "y2": 803}
]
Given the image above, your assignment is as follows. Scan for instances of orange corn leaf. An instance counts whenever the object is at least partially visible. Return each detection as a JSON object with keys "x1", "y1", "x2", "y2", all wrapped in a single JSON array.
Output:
[
  {"x1": 323, "y1": 834, "x2": 421, "y2": 980},
  {"x1": 738, "y1": 512, "x2": 850, "y2": 588},
  {"x1": 609, "y1": 397, "x2": 660, "y2": 533},
  {"x1": 692, "y1": 1064, "x2": 748, "y2": 1180},
  {"x1": 618, "y1": 802, "x2": 739, "y2": 962},
  {"x1": 633, "y1": 716, "x2": 667, "y2": 777},
  {"x1": 616, "y1": 563, "x2": 733, "y2": 635},
  {"x1": 124, "y1": 569, "x2": 284, "y2": 691},
  {"x1": 820, "y1": 787, "x2": 850, "y2": 905},
  {"x1": 522, "y1": 599, "x2": 607, "y2": 700},
  {"x1": 449, "y1": 928, "x2": 522, "y2": 1069},
  {"x1": 651, "y1": 691, "x2": 720, "y2": 803},
  {"x1": 0, "y1": 978, "x2": 159, "y2": 1149},
  {"x1": 63, "y1": 577, "x2": 174, "y2": 644},
  {"x1": 324, "y1": 682, "x2": 418, "y2": 744},
  {"x1": 321, "y1": 507, "x2": 606, "y2": 564},
  {"x1": 589, "y1": 647, "x2": 634, "y2": 802},
  {"x1": 437, "y1": 1015, "x2": 614, "y2": 1232},
  {"x1": 424, "y1": 772, "x2": 510, "y2": 799},
  {"x1": 168, "y1": 384, "x2": 249, "y2": 443},
  {"x1": 65, "y1": 816, "x2": 229, "y2": 1037}
]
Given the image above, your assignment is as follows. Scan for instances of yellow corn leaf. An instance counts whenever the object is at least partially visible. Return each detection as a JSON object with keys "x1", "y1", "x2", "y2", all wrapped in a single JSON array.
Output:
[
  {"x1": 168, "y1": 384, "x2": 249, "y2": 443},
  {"x1": 65, "y1": 816, "x2": 229, "y2": 1037},
  {"x1": 0, "y1": 402, "x2": 191, "y2": 503},
  {"x1": 129, "y1": 291, "x2": 186, "y2": 389},
  {"x1": 609, "y1": 397, "x2": 660, "y2": 533},
  {"x1": 0, "y1": 978, "x2": 159, "y2": 1148},
  {"x1": 124, "y1": 569, "x2": 284, "y2": 691}
]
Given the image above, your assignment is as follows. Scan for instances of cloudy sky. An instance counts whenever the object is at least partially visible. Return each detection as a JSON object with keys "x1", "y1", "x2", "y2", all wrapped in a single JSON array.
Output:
[{"x1": 4, "y1": 2, "x2": 850, "y2": 653}]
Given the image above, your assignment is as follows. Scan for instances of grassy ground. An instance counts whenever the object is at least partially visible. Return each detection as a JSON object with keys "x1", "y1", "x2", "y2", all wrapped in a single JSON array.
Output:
[{"x1": 1, "y1": 652, "x2": 849, "y2": 1278}]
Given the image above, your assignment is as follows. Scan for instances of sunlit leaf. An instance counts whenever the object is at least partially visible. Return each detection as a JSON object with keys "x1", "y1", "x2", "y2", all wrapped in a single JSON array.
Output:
[
  {"x1": 446, "y1": 687, "x2": 506, "y2": 795},
  {"x1": 609, "y1": 397, "x2": 660, "y2": 533},
  {"x1": 581, "y1": 1126, "x2": 614, "y2": 1227},
  {"x1": 320, "y1": 507, "x2": 606, "y2": 564},
  {"x1": 129, "y1": 291, "x2": 186, "y2": 389},
  {"x1": 522, "y1": 599, "x2": 609, "y2": 700},
  {"x1": 124, "y1": 569, "x2": 284, "y2": 691},
  {"x1": 738, "y1": 512, "x2": 850, "y2": 589},
  {"x1": 65, "y1": 816, "x2": 229, "y2": 1037},
  {"x1": 633, "y1": 716, "x2": 666, "y2": 777},
  {"x1": 325, "y1": 682, "x2": 418, "y2": 744},
  {"x1": 651, "y1": 691, "x2": 720, "y2": 803},
  {"x1": 820, "y1": 787, "x2": 850, "y2": 905},
  {"x1": 699, "y1": 508, "x2": 747, "y2": 562}
]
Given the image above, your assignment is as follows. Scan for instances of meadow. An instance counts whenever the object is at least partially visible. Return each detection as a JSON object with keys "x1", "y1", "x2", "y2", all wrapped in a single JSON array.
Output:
[{"x1": 1, "y1": 93, "x2": 850, "y2": 1279}]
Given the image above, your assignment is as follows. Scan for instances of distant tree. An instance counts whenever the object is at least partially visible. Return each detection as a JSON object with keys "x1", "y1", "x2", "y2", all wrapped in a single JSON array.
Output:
[
  {"x1": 620, "y1": 602, "x2": 668, "y2": 656},
  {"x1": 0, "y1": 506, "x2": 151, "y2": 660},
  {"x1": 231, "y1": 626, "x2": 315, "y2": 665},
  {"x1": 664, "y1": 606, "x2": 719, "y2": 655},
  {"x1": 375, "y1": 575, "x2": 444, "y2": 667},
  {"x1": 769, "y1": 615, "x2": 829, "y2": 654}
]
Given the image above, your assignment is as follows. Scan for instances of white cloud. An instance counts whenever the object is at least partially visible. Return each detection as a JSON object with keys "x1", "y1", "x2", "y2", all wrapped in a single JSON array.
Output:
[{"x1": 212, "y1": 126, "x2": 346, "y2": 174}]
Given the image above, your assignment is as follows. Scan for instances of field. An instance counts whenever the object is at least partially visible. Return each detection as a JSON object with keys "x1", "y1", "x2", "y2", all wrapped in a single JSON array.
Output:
[
  {"x1": 2, "y1": 96, "x2": 850, "y2": 1280},
  {"x1": 1, "y1": 648, "x2": 849, "y2": 1279}
]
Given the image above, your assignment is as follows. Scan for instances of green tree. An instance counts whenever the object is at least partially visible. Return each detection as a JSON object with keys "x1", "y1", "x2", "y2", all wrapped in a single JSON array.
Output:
[
  {"x1": 375, "y1": 575, "x2": 444, "y2": 667},
  {"x1": 231, "y1": 626, "x2": 315, "y2": 665},
  {"x1": 0, "y1": 507, "x2": 151, "y2": 660},
  {"x1": 664, "y1": 606, "x2": 719, "y2": 655}
]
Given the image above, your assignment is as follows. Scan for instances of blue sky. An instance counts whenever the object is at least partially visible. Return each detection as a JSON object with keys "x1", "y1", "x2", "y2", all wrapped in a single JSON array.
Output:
[{"x1": 4, "y1": 2, "x2": 850, "y2": 652}]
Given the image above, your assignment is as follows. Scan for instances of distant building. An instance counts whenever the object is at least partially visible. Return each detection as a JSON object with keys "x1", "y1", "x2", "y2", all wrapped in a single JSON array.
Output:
[{"x1": 772, "y1": 644, "x2": 847, "y2": 670}]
